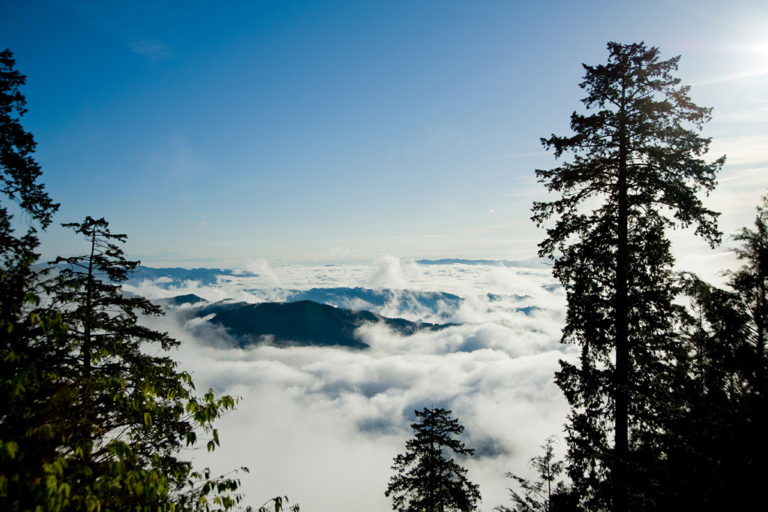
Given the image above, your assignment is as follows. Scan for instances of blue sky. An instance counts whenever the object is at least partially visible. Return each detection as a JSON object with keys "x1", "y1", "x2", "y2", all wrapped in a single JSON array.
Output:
[{"x1": 3, "y1": 0, "x2": 767, "y2": 266}]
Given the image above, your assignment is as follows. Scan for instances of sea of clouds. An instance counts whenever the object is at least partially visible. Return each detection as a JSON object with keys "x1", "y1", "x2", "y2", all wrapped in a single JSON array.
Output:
[{"x1": 130, "y1": 257, "x2": 575, "y2": 511}]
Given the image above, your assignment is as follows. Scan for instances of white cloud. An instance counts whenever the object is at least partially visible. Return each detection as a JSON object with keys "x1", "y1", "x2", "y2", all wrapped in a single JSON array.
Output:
[
  {"x1": 368, "y1": 255, "x2": 411, "y2": 289},
  {"x1": 709, "y1": 136, "x2": 768, "y2": 167},
  {"x1": 694, "y1": 68, "x2": 768, "y2": 86},
  {"x1": 244, "y1": 258, "x2": 283, "y2": 288},
  {"x1": 717, "y1": 106, "x2": 768, "y2": 123},
  {"x1": 133, "y1": 260, "x2": 572, "y2": 511}
]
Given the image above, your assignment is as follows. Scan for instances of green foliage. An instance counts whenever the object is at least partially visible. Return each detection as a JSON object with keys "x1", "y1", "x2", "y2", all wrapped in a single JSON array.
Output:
[
  {"x1": 386, "y1": 407, "x2": 481, "y2": 512},
  {"x1": 533, "y1": 42, "x2": 722, "y2": 511},
  {"x1": 0, "y1": 48, "x2": 66, "y2": 512},
  {"x1": 0, "y1": 49, "x2": 302, "y2": 512},
  {"x1": 33, "y1": 216, "x2": 250, "y2": 511},
  {"x1": 0, "y1": 214, "x2": 248, "y2": 511}
]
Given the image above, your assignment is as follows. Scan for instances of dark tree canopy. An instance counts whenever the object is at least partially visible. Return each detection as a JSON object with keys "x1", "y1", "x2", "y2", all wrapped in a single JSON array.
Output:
[
  {"x1": 532, "y1": 42, "x2": 723, "y2": 511},
  {"x1": 0, "y1": 48, "x2": 59, "y2": 364},
  {"x1": 1, "y1": 216, "x2": 250, "y2": 511},
  {"x1": 731, "y1": 195, "x2": 768, "y2": 367},
  {"x1": 386, "y1": 408, "x2": 481, "y2": 512},
  {"x1": 0, "y1": 50, "x2": 299, "y2": 512},
  {"x1": 0, "y1": 49, "x2": 65, "y2": 509},
  {"x1": 0, "y1": 49, "x2": 57, "y2": 228},
  {"x1": 660, "y1": 195, "x2": 768, "y2": 510}
]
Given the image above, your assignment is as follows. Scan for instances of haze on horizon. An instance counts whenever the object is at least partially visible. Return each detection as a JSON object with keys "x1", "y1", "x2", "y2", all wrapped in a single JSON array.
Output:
[{"x1": 2, "y1": 0, "x2": 767, "y2": 270}]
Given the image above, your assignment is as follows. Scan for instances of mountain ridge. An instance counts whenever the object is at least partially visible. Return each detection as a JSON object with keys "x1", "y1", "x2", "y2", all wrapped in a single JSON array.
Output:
[{"x1": 181, "y1": 299, "x2": 453, "y2": 350}]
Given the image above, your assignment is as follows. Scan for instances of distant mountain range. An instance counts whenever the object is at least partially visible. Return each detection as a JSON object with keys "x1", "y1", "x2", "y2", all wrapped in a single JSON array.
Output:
[
  {"x1": 127, "y1": 267, "x2": 255, "y2": 287},
  {"x1": 284, "y1": 287, "x2": 462, "y2": 320},
  {"x1": 170, "y1": 298, "x2": 452, "y2": 350},
  {"x1": 416, "y1": 258, "x2": 552, "y2": 268},
  {"x1": 124, "y1": 259, "x2": 551, "y2": 289},
  {"x1": 163, "y1": 293, "x2": 208, "y2": 306},
  {"x1": 134, "y1": 264, "x2": 549, "y2": 350}
]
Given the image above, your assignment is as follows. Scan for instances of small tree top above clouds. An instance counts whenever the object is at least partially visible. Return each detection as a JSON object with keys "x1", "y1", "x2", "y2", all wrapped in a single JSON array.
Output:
[
  {"x1": 386, "y1": 407, "x2": 481, "y2": 512},
  {"x1": 496, "y1": 436, "x2": 575, "y2": 512}
]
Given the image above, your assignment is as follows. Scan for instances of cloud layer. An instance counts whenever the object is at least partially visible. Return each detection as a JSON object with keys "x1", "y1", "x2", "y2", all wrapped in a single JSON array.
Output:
[{"x1": 134, "y1": 260, "x2": 572, "y2": 511}]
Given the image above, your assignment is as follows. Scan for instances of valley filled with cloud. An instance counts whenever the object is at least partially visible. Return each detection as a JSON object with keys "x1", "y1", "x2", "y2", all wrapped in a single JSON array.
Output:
[{"x1": 128, "y1": 258, "x2": 573, "y2": 511}]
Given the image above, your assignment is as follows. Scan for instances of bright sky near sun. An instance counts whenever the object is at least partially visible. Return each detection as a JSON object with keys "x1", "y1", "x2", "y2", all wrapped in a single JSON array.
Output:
[{"x1": 2, "y1": 0, "x2": 767, "y2": 267}]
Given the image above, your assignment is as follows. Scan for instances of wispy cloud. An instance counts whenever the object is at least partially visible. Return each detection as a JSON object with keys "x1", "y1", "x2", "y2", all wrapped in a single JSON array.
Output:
[
  {"x1": 709, "y1": 135, "x2": 768, "y2": 167},
  {"x1": 717, "y1": 107, "x2": 768, "y2": 123},
  {"x1": 694, "y1": 68, "x2": 768, "y2": 86},
  {"x1": 147, "y1": 137, "x2": 209, "y2": 180},
  {"x1": 129, "y1": 40, "x2": 171, "y2": 61},
  {"x1": 503, "y1": 151, "x2": 548, "y2": 159}
]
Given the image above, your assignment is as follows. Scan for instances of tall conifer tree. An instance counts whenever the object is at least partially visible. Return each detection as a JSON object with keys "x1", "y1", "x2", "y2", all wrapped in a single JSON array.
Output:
[
  {"x1": 0, "y1": 49, "x2": 299, "y2": 512},
  {"x1": 532, "y1": 42, "x2": 722, "y2": 511},
  {"x1": 0, "y1": 48, "x2": 63, "y2": 510},
  {"x1": 32, "y1": 216, "x2": 248, "y2": 511},
  {"x1": 0, "y1": 48, "x2": 57, "y2": 325}
]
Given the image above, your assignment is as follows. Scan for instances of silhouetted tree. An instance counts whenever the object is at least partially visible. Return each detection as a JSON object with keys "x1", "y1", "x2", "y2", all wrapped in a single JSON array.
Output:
[
  {"x1": 662, "y1": 196, "x2": 768, "y2": 510},
  {"x1": 0, "y1": 48, "x2": 64, "y2": 511},
  {"x1": 25, "y1": 216, "x2": 247, "y2": 511},
  {"x1": 532, "y1": 41, "x2": 722, "y2": 511},
  {"x1": 661, "y1": 275, "x2": 751, "y2": 509},
  {"x1": 0, "y1": 48, "x2": 58, "y2": 330},
  {"x1": 497, "y1": 437, "x2": 575, "y2": 512},
  {"x1": 0, "y1": 50, "x2": 294, "y2": 512},
  {"x1": 0, "y1": 49, "x2": 57, "y2": 230},
  {"x1": 731, "y1": 195, "x2": 768, "y2": 380},
  {"x1": 715, "y1": 196, "x2": 768, "y2": 506},
  {"x1": 386, "y1": 407, "x2": 481, "y2": 512}
]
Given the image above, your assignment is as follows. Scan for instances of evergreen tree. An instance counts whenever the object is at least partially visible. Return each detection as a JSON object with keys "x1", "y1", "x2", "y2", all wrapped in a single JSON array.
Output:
[
  {"x1": 663, "y1": 196, "x2": 768, "y2": 509},
  {"x1": 0, "y1": 48, "x2": 65, "y2": 510},
  {"x1": 713, "y1": 196, "x2": 768, "y2": 504},
  {"x1": 731, "y1": 194, "x2": 768, "y2": 377},
  {"x1": 23, "y1": 216, "x2": 247, "y2": 511},
  {"x1": 0, "y1": 49, "x2": 58, "y2": 231},
  {"x1": 386, "y1": 407, "x2": 481, "y2": 512},
  {"x1": 0, "y1": 49, "x2": 294, "y2": 512},
  {"x1": 496, "y1": 437, "x2": 575, "y2": 512},
  {"x1": 532, "y1": 42, "x2": 722, "y2": 511},
  {"x1": 663, "y1": 275, "x2": 752, "y2": 509},
  {"x1": 0, "y1": 48, "x2": 58, "y2": 329}
]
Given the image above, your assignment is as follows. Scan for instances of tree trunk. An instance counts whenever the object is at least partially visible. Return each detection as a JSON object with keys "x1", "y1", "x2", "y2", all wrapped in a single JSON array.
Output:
[
  {"x1": 756, "y1": 220, "x2": 766, "y2": 374},
  {"x1": 614, "y1": 107, "x2": 630, "y2": 512},
  {"x1": 84, "y1": 225, "x2": 96, "y2": 375}
]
